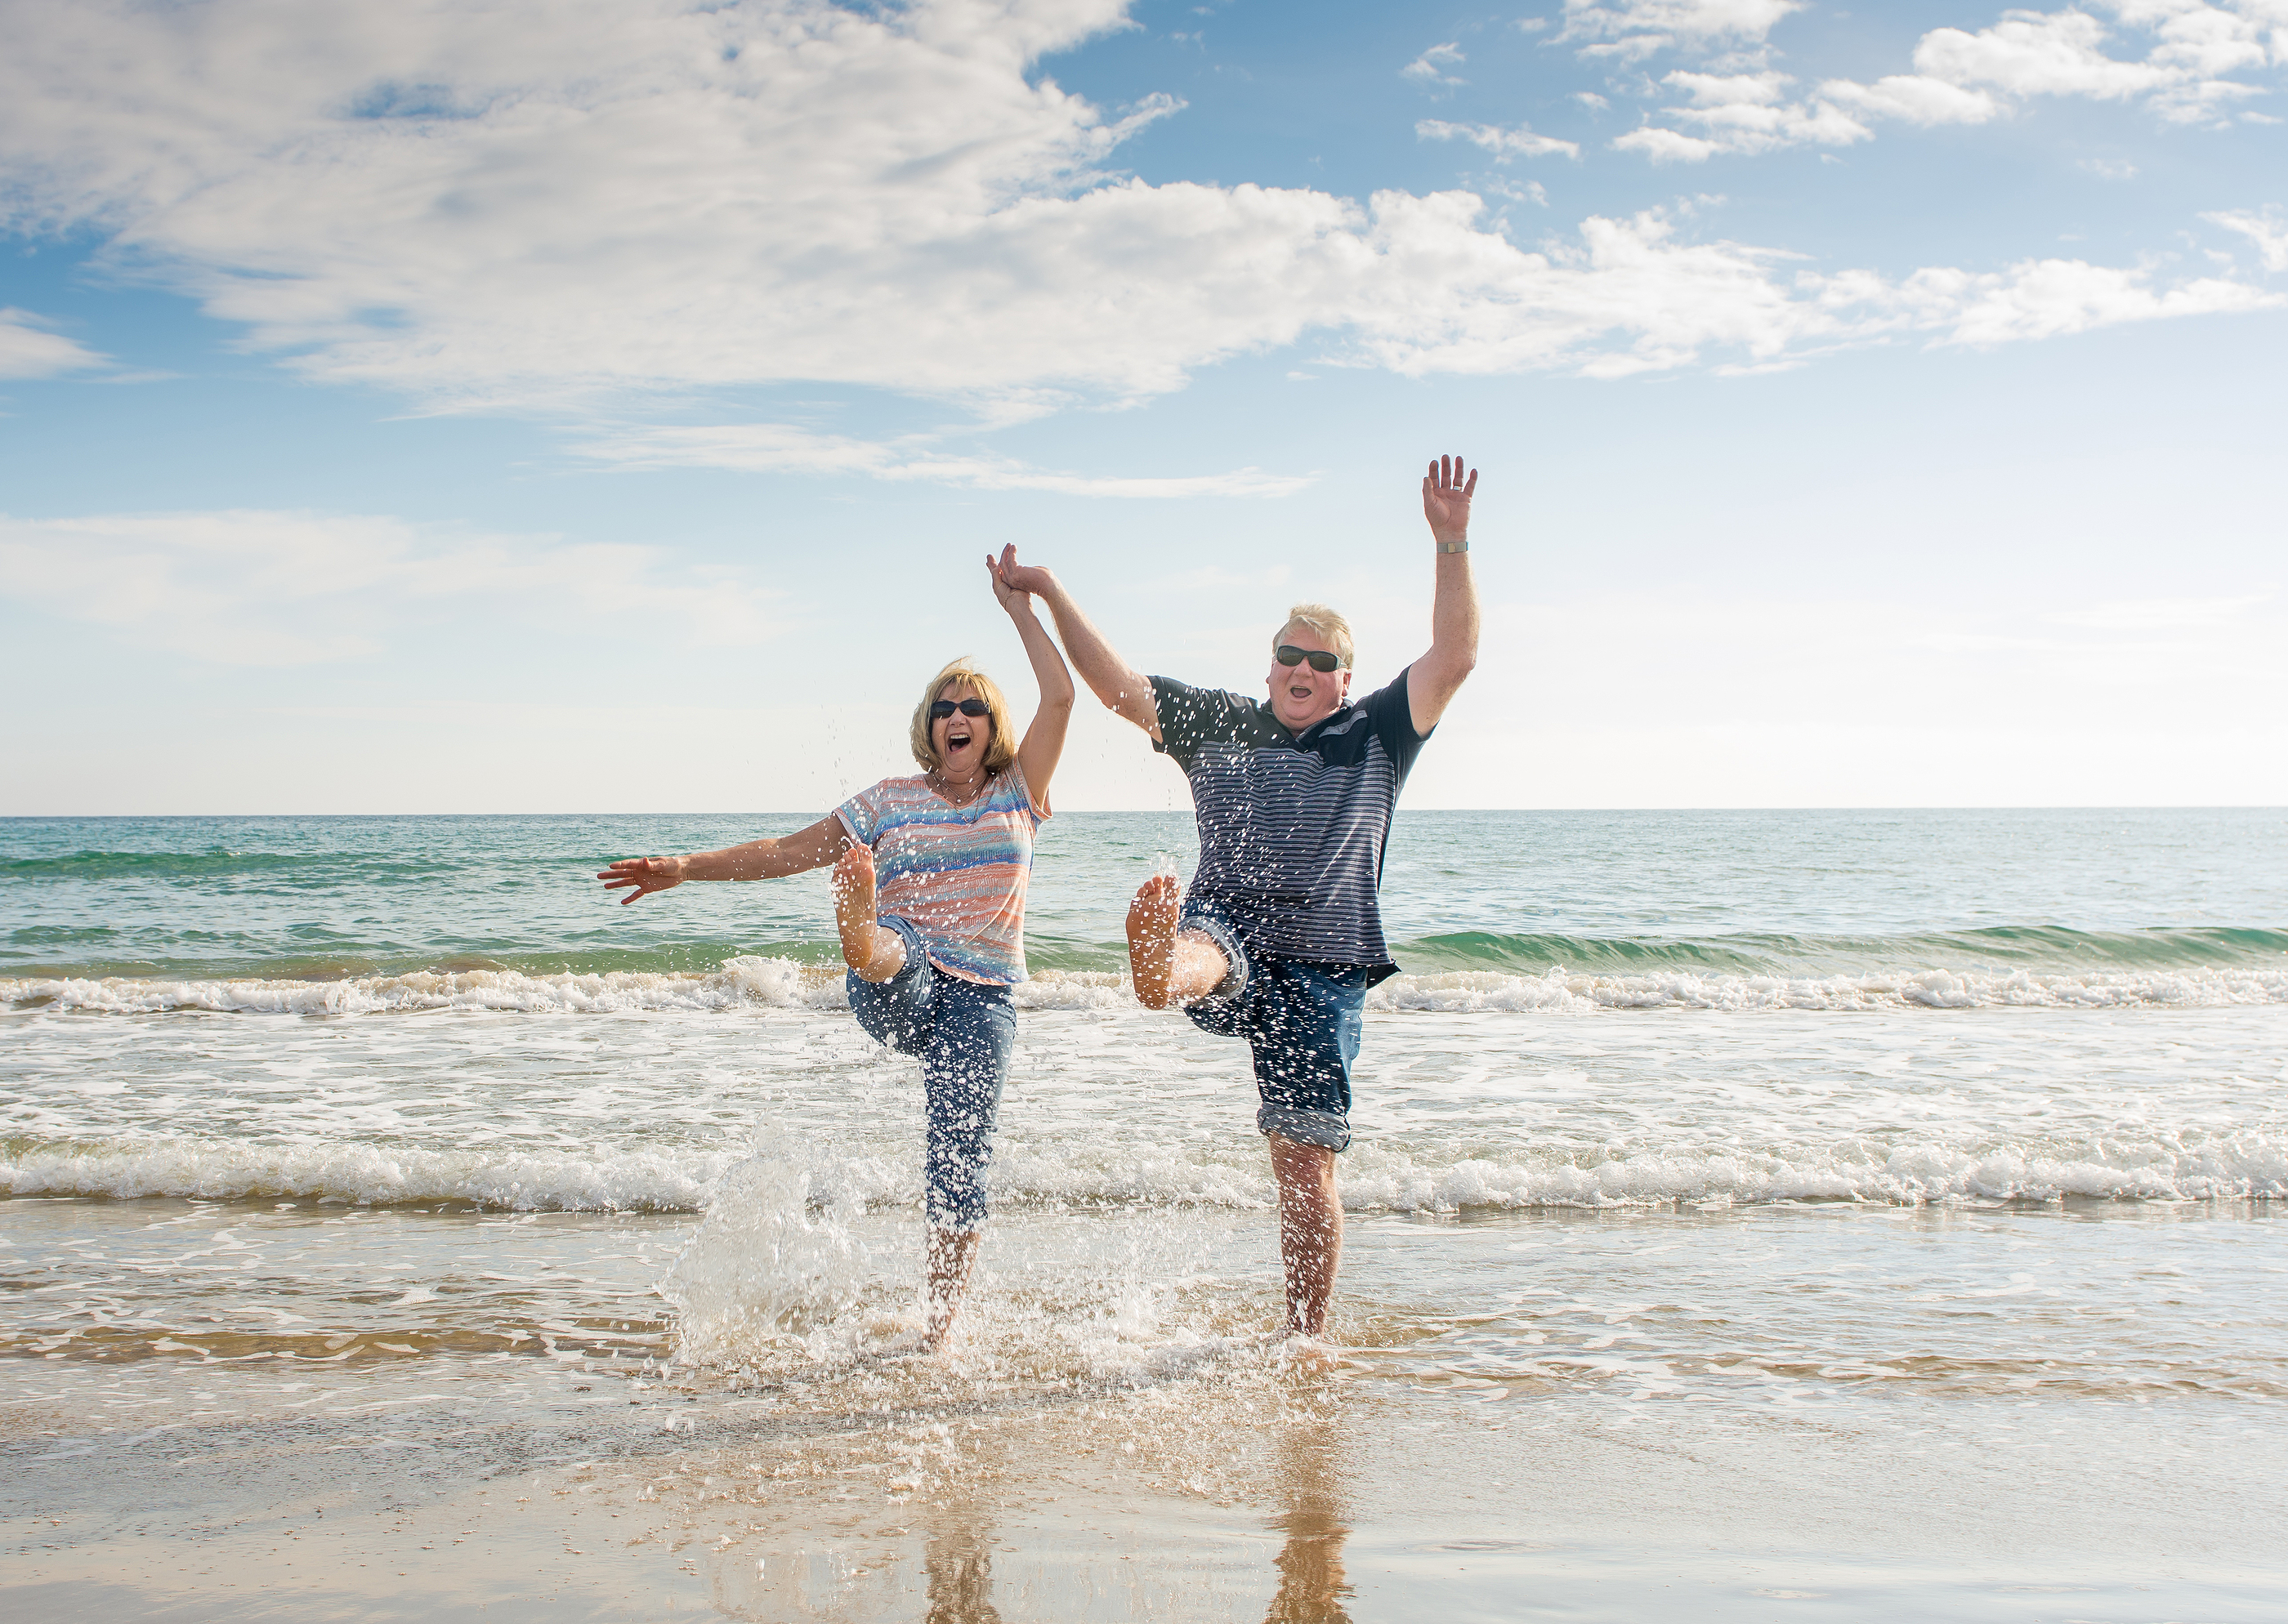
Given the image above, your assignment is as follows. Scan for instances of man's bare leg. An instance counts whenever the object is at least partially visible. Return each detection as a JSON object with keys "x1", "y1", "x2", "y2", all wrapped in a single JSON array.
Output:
[
  {"x1": 833, "y1": 845, "x2": 907, "y2": 983},
  {"x1": 1126, "y1": 876, "x2": 1232, "y2": 1009},
  {"x1": 922, "y1": 1227, "x2": 982, "y2": 1350},
  {"x1": 1269, "y1": 1134, "x2": 1343, "y2": 1339}
]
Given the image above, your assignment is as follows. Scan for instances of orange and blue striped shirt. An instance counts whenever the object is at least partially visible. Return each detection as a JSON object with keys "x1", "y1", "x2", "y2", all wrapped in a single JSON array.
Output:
[{"x1": 835, "y1": 763, "x2": 1047, "y2": 985}]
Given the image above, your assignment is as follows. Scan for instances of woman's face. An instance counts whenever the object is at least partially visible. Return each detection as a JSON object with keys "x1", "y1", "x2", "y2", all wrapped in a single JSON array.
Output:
[{"x1": 932, "y1": 680, "x2": 994, "y2": 778}]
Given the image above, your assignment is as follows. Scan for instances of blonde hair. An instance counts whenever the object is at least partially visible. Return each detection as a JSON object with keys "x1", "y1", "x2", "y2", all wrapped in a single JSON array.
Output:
[
  {"x1": 1274, "y1": 602, "x2": 1354, "y2": 670},
  {"x1": 909, "y1": 658, "x2": 1018, "y2": 774}
]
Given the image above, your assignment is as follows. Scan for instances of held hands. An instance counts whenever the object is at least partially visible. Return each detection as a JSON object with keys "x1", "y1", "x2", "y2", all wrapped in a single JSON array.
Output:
[
  {"x1": 597, "y1": 854, "x2": 686, "y2": 905},
  {"x1": 990, "y1": 543, "x2": 1056, "y2": 609},
  {"x1": 1422, "y1": 453, "x2": 1477, "y2": 547}
]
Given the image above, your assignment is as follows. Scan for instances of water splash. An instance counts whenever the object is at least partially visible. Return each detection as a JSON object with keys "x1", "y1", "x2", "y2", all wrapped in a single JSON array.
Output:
[{"x1": 661, "y1": 1157, "x2": 873, "y2": 1363}]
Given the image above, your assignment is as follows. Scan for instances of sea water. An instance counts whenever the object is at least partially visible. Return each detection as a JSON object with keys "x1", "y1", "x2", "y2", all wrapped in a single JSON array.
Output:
[{"x1": 4, "y1": 810, "x2": 2286, "y2": 1620}]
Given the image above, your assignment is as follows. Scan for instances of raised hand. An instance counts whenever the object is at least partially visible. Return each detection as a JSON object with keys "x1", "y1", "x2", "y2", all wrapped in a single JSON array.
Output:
[
  {"x1": 986, "y1": 547, "x2": 1026, "y2": 614},
  {"x1": 1422, "y1": 453, "x2": 1477, "y2": 547},
  {"x1": 597, "y1": 854, "x2": 686, "y2": 905}
]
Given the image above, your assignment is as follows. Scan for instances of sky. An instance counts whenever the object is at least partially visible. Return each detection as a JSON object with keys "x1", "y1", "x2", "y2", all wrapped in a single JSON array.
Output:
[{"x1": 1, "y1": 0, "x2": 2282, "y2": 814}]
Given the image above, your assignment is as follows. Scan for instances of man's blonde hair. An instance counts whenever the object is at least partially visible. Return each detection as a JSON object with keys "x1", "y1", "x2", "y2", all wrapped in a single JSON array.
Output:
[
  {"x1": 1274, "y1": 603, "x2": 1354, "y2": 670},
  {"x1": 909, "y1": 658, "x2": 1019, "y2": 774}
]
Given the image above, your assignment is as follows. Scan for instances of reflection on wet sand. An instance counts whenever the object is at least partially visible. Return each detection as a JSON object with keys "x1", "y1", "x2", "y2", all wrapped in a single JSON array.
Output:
[
  {"x1": 1265, "y1": 1418, "x2": 1353, "y2": 1624},
  {"x1": 924, "y1": 1500, "x2": 1003, "y2": 1624}
]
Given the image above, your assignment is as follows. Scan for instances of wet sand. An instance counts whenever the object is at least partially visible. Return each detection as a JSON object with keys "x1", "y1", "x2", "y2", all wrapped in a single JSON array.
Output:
[{"x1": 10, "y1": 1305, "x2": 2287, "y2": 1623}]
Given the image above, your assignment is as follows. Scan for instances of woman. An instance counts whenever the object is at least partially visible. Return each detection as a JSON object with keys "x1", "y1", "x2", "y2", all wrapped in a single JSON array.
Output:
[{"x1": 598, "y1": 547, "x2": 1073, "y2": 1348}]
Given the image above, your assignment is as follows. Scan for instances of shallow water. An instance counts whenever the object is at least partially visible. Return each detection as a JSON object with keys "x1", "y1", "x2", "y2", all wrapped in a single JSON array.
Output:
[{"x1": 3, "y1": 809, "x2": 2286, "y2": 1617}]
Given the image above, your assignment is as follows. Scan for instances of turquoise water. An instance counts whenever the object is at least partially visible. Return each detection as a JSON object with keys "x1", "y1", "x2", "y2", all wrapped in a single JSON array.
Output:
[{"x1": 7, "y1": 808, "x2": 2286, "y2": 982}]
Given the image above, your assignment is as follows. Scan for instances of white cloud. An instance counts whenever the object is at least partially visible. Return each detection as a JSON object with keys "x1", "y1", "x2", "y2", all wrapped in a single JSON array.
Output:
[
  {"x1": 579, "y1": 423, "x2": 1313, "y2": 495},
  {"x1": 1810, "y1": 256, "x2": 2281, "y2": 346},
  {"x1": 1821, "y1": 2, "x2": 2288, "y2": 139},
  {"x1": 1402, "y1": 42, "x2": 1468, "y2": 86},
  {"x1": 1819, "y1": 74, "x2": 2002, "y2": 127},
  {"x1": 2081, "y1": 156, "x2": 2142, "y2": 177},
  {"x1": 1916, "y1": 9, "x2": 2176, "y2": 100},
  {"x1": 2205, "y1": 207, "x2": 2288, "y2": 269},
  {"x1": 0, "y1": 510, "x2": 777, "y2": 664},
  {"x1": 0, "y1": 0, "x2": 2273, "y2": 435},
  {"x1": 1556, "y1": 0, "x2": 1803, "y2": 60},
  {"x1": 1615, "y1": 70, "x2": 1871, "y2": 159},
  {"x1": 1416, "y1": 119, "x2": 1581, "y2": 159},
  {"x1": 0, "y1": 309, "x2": 105, "y2": 379}
]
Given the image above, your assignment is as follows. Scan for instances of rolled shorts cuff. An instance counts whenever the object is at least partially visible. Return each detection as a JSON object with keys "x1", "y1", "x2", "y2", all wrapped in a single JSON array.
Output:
[
  {"x1": 1257, "y1": 1102, "x2": 1352, "y2": 1153},
  {"x1": 1177, "y1": 903, "x2": 1250, "y2": 1001},
  {"x1": 875, "y1": 912, "x2": 928, "y2": 975}
]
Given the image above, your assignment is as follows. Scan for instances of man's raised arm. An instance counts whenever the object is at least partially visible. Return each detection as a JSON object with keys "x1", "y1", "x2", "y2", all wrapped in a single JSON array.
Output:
[
  {"x1": 1408, "y1": 454, "x2": 1481, "y2": 737},
  {"x1": 994, "y1": 546, "x2": 1161, "y2": 743}
]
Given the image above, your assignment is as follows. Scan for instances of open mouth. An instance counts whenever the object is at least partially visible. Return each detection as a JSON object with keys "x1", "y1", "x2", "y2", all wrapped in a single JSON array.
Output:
[{"x1": 947, "y1": 729, "x2": 974, "y2": 751}]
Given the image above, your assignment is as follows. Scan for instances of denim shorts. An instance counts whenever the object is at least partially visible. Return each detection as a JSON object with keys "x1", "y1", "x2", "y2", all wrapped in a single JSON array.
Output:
[
  {"x1": 1178, "y1": 897, "x2": 1369, "y2": 1153},
  {"x1": 845, "y1": 915, "x2": 1015, "y2": 1233}
]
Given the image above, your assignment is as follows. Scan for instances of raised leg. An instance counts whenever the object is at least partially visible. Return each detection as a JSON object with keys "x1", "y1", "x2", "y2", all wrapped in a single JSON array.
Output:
[
  {"x1": 833, "y1": 844, "x2": 907, "y2": 983},
  {"x1": 1268, "y1": 1133, "x2": 1343, "y2": 1340},
  {"x1": 1126, "y1": 876, "x2": 1233, "y2": 1009}
]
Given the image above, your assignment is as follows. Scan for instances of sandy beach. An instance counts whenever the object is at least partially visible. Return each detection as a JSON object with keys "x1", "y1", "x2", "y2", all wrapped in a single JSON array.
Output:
[{"x1": 9, "y1": 1198, "x2": 2287, "y2": 1622}]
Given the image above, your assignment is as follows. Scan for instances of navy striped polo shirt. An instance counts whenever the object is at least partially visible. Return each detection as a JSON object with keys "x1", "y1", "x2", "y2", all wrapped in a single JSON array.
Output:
[{"x1": 1150, "y1": 667, "x2": 1430, "y2": 972}]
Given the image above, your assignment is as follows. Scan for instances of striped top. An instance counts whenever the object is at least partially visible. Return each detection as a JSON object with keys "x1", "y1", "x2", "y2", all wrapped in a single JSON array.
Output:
[
  {"x1": 834, "y1": 762, "x2": 1046, "y2": 985},
  {"x1": 1151, "y1": 669, "x2": 1428, "y2": 973}
]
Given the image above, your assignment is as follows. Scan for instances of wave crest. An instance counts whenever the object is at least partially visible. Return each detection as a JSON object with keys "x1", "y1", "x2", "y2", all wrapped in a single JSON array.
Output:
[
  {"x1": 7, "y1": 957, "x2": 2285, "y2": 1017},
  {"x1": 6, "y1": 1130, "x2": 2281, "y2": 1213}
]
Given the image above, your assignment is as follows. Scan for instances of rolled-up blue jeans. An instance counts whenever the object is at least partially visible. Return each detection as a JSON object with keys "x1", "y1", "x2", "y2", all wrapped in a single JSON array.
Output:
[{"x1": 845, "y1": 914, "x2": 1015, "y2": 1234}]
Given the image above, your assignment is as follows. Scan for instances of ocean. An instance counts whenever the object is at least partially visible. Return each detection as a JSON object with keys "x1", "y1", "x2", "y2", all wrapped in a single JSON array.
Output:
[{"x1": 4, "y1": 809, "x2": 2285, "y2": 1622}]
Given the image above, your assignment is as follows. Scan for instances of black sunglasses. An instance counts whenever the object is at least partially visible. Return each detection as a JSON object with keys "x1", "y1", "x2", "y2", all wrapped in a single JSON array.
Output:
[
  {"x1": 1275, "y1": 645, "x2": 1344, "y2": 673},
  {"x1": 930, "y1": 698, "x2": 991, "y2": 720}
]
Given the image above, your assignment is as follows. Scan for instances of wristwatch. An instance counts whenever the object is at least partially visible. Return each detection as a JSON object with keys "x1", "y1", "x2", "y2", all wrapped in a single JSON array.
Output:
[{"x1": 1437, "y1": 539, "x2": 1469, "y2": 553}]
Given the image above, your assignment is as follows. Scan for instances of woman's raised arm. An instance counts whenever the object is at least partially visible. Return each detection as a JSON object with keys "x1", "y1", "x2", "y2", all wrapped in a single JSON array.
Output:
[
  {"x1": 597, "y1": 814, "x2": 851, "y2": 905},
  {"x1": 990, "y1": 546, "x2": 1075, "y2": 811}
]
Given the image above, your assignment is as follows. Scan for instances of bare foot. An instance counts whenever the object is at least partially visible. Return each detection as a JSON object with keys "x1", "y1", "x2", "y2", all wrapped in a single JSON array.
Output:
[
  {"x1": 1276, "y1": 1332, "x2": 1339, "y2": 1370},
  {"x1": 922, "y1": 1228, "x2": 981, "y2": 1351},
  {"x1": 1126, "y1": 875, "x2": 1183, "y2": 1009},
  {"x1": 832, "y1": 845, "x2": 905, "y2": 981}
]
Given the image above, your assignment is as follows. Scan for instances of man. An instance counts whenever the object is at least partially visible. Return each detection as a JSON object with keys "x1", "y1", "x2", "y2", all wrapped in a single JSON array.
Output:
[{"x1": 995, "y1": 454, "x2": 1481, "y2": 1340}]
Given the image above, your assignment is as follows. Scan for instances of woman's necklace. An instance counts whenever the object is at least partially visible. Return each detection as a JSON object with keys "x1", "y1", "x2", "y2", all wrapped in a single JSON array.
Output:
[{"x1": 932, "y1": 766, "x2": 987, "y2": 806}]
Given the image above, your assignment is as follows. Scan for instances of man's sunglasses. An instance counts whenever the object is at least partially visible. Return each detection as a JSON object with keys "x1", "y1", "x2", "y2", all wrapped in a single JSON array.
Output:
[
  {"x1": 1275, "y1": 645, "x2": 1345, "y2": 674},
  {"x1": 930, "y1": 698, "x2": 992, "y2": 720}
]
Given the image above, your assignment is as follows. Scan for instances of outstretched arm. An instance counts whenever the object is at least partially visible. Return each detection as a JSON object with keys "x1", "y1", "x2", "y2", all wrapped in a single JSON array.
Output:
[
  {"x1": 597, "y1": 814, "x2": 851, "y2": 905},
  {"x1": 994, "y1": 555, "x2": 1161, "y2": 745},
  {"x1": 1410, "y1": 453, "x2": 1481, "y2": 737},
  {"x1": 988, "y1": 547, "x2": 1077, "y2": 808}
]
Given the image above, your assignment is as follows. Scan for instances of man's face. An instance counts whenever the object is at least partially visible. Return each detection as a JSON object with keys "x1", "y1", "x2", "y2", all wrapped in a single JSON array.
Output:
[{"x1": 1264, "y1": 623, "x2": 1351, "y2": 733}]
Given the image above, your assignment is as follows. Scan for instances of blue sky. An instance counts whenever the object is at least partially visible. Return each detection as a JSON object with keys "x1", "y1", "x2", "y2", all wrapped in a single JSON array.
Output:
[{"x1": 2, "y1": 0, "x2": 2282, "y2": 814}]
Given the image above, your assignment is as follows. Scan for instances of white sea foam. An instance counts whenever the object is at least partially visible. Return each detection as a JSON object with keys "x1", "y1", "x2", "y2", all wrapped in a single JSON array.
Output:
[
  {"x1": 0, "y1": 1136, "x2": 740, "y2": 1211},
  {"x1": 7, "y1": 959, "x2": 2284, "y2": 1017},
  {"x1": 1368, "y1": 964, "x2": 2288, "y2": 1013},
  {"x1": 8, "y1": 1129, "x2": 2281, "y2": 1212}
]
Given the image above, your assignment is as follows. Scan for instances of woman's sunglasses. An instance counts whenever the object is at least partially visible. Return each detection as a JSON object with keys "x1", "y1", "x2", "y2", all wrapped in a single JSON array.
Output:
[
  {"x1": 1275, "y1": 645, "x2": 1344, "y2": 674},
  {"x1": 930, "y1": 698, "x2": 992, "y2": 720}
]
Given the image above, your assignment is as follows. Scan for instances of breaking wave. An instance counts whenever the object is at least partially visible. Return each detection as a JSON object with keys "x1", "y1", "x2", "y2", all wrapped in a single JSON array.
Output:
[
  {"x1": 7, "y1": 1128, "x2": 2281, "y2": 1212},
  {"x1": 7, "y1": 956, "x2": 2285, "y2": 1016}
]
